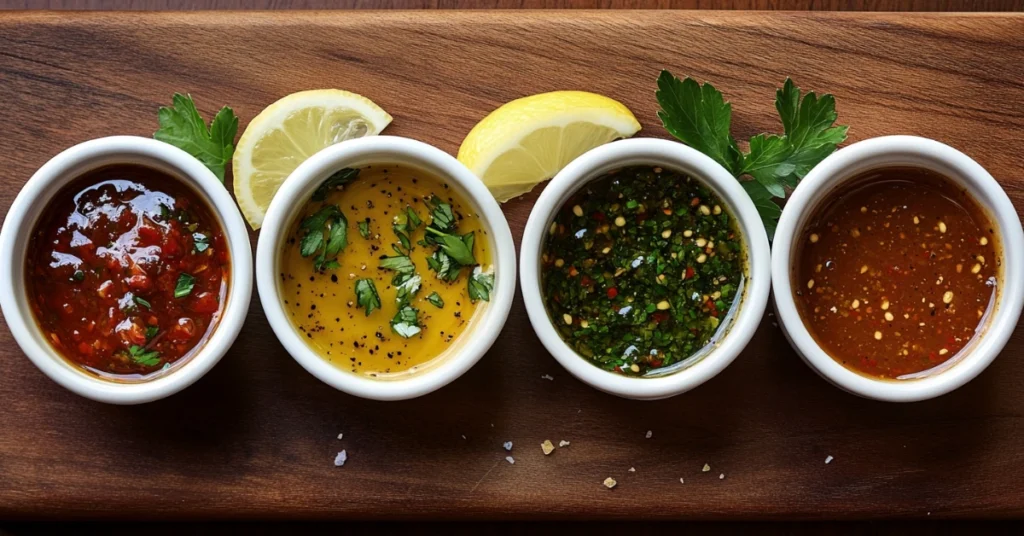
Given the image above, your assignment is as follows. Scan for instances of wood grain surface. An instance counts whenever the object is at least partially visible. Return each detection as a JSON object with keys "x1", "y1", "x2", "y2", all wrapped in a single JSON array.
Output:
[
  {"x1": 4, "y1": 0, "x2": 1024, "y2": 11},
  {"x1": 1, "y1": 11, "x2": 1024, "y2": 521}
]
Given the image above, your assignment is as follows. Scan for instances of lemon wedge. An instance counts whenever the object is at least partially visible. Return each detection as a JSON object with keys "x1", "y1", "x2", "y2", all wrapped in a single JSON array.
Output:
[
  {"x1": 233, "y1": 89, "x2": 392, "y2": 229},
  {"x1": 457, "y1": 91, "x2": 641, "y2": 202}
]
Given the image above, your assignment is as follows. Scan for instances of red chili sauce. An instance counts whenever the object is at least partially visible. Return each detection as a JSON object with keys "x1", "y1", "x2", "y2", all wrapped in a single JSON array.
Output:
[
  {"x1": 25, "y1": 165, "x2": 230, "y2": 379},
  {"x1": 794, "y1": 167, "x2": 999, "y2": 379}
]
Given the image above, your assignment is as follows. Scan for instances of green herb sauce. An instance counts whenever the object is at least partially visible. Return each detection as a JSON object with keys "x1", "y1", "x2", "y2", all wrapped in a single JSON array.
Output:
[{"x1": 541, "y1": 166, "x2": 745, "y2": 376}]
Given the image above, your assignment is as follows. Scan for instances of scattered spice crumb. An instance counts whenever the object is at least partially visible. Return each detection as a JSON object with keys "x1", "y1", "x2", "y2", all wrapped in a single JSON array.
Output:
[
  {"x1": 645, "y1": 430, "x2": 653, "y2": 439},
  {"x1": 719, "y1": 473, "x2": 725, "y2": 480},
  {"x1": 461, "y1": 435, "x2": 466, "y2": 440},
  {"x1": 541, "y1": 440, "x2": 555, "y2": 455},
  {"x1": 505, "y1": 456, "x2": 515, "y2": 465},
  {"x1": 603, "y1": 477, "x2": 617, "y2": 489},
  {"x1": 679, "y1": 478, "x2": 685, "y2": 484},
  {"x1": 333, "y1": 450, "x2": 347, "y2": 467},
  {"x1": 628, "y1": 467, "x2": 636, "y2": 473},
  {"x1": 336, "y1": 433, "x2": 344, "y2": 440},
  {"x1": 503, "y1": 441, "x2": 513, "y2": 451},
  {"x1": 825, "y1": 455, "x2": 834, "y2": 464},
  {"x1": 541, "y1": 374, "x2": 554, "y2": 381},
  {"x1": 702, "y1": 463, "x2": 711, "y2": 472},
  {"x1": 558, "y1": 440, "x2": 570, "y2": 447}
]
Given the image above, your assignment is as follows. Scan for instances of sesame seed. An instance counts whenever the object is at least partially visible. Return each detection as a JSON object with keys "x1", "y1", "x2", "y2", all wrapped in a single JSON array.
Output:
[
  {"x1": 713, "y1": 205, "x2": 722, "y2": 215},
  {"x1": 603, "y1": 477, "x2": 617, "y2": 489},
  {"x1": 980, "y1": 236, "x2": 989, "y2": 246},
  {"x1": 874, "y1": 331, "x2": 882, "y2": 340},
  {"x1": 697, "y1": 254, "x2": 708, "y2": 264},
  {"x1": 699, "y1": 205, "x2": 711, "y2": 216},
  {"x1": 851, "y1": 299, "x2": 860, "y2": 309},
  {"x1": 810, "y1": 233, "x2": 819, "y2": 243},
  {"x1": 614, "y1": 216, "x2": 626, "y2": 227},
  {"x1": 972, "y1": 263, "x2": 982, "y2": 274},
  {"x1": 695, "y1": 238, "x2": 708, "y2": 247},
  {"x1": 943, "y1": 291, "x2": 954, "y2": 304},
  {"x1": 580, "y1": 320, "x2": 589, "y2": 328},
  {"x1": 554, "y1": 259, "x2": 564, "y2": 268},
  {"x1": 602, "y1": 247, "x2": 610, "y2": 254},
  {"x1": 572, "y1": 205, "x2": 583, "y2": 217},
  {"x1": 630, "y1": 364, "x2": 640, "y2": 372},
  {"x1": 656, "y1": 300, "x2": 671, "y2": 310},
  {"x1": 807, "y1": 279, "x2": 815, "y2": 289},
  {"x1": 562, "y1": 314, "x2": 572, "y2": 325},
  {"x1": 938, "y1": 221, "x2": 947, "y2": 233},
  {"x1": 884, "y1": 312, "x2": 894, "y2": 321},
  {"x1": 549, "y1": 222, "x2": 557, "y2": 234},
  {"x1": 939, "y1": 348, "x2": 949, "y2": 356},
  {"x1": 977, "y1": 255, "x2": 986, "y2": 264},
  {"x1": 881, "y1": 299, "x2": 890, "y2": 310},
  {"x1": 683, "y1": 230, "x2": 693, "y2": 238},
  {"x1": 860, "y1": 265, "x2": 869, "y2": 274},
  {"x1": 661, "y1": 229, "x2": 672, "y2": 239},
  {"x1": 914, "y1": 216, "x2": 920, "y2": 225}
]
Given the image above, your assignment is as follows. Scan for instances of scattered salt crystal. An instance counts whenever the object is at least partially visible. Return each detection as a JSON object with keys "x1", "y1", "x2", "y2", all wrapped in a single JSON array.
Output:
[
  {"x1": 702, "y1": 463, "x2": 711, "y2": 472},
  {"x1": 506, "y1": 456, "x2": 515, "y2": 465},
  {"x1": 825, "y1": 455, "x2": 834, "y2": 464},
  {"x1": 461, "y1": 435, "x2": 466, "y2": 440},
  {"x1": 719, "y1": 473, "x2": 725, "y2": 480},
  {"x1": 645, "y1": 430, "x2": 653, "y2": 439},
  {"x1": 603, "y1": 477, "x2": 617, "y2": 489},
  {"x1": 541, "y1": 374, "x2": 554, "y2": 381},
  {"x1": 558, "y1": 440, "x2": 570, "y2": 447},
  {"x1": 541, "y1": 440, "x2": 555, "y2": 455},
  {"x1": 333, "y1": 450, "x2": 347, "y2": 467},
  {"x1": 503, "y1": 441, "x2": 513, "y2": 451},
  {"x1": 679, "y1": 478, "x2": 685, "y2": 484},
  {"x1": 628, "y1": 467, "x2": 636, "y2": 473},
  {"x1": 337, "y1": 433, "x2": 344, "y2": 440}
]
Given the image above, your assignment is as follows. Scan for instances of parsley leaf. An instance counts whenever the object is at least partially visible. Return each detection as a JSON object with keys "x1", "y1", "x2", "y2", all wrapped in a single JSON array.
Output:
[
  {"x1": 379, "y1": 255, "x2": 415, "y2": 274},
  {"x1": 299, "y1": 205, "x2": 347, "y2": 272},
  {"x1": 656, "y1": 71, "x2": 847, "y2": 238},
  {"x1": 358, "y1": 219, "x2": 371, "y2": 239},
  {"x1": 395, "y1": 274, "x2": 422, "y2": 305},
  {"x1": 154, "y1": 93, "x2": 238, "y2": 182},
  {"x1": 468, "y1": 269, "x2": 494, "y2": 303},
  {"x1": 193, "y1": 232, "x2": 210, "y2": 253},
  {"x1": 145, "y1": 326, "x2": 159, "y2": 340},
  {"x1": 427, "y1": 250, "x2": 461, "y2": 281},
  {"x1": 128, "y1": 345, "x2": 161, "y2": 367},
  {"x1": 174, "y1": 273, "x2": 196, "y2": 298},
  {"x1": 390, "y1": 305, "x2": 421, "y2": 338},
  {"x1": 354, "y1": 279, "x2": 381, "y2": 316},
  {"x1": 406, "y1": 207, "x2": 422, "y2": 230},
  {"x1": 428, "y1": 197, "x2": 456, "y2": 232},
  {"x1": 134, "y1": 296, "x2": 152, "y2": 309},
  {"x1": 427, "y1": 292, "x2": 444, "y2": 308},
  {"x1": 312, "y1": 168, "x2": 359, "y2": 202},
  {"x1": 425, "y1": 227, "x2": 476, "y2": 266}
]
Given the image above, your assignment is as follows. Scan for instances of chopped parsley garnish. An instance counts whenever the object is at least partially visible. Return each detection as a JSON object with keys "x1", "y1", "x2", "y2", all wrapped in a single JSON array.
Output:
[
  {"x1": 656, "y1": 72, "x2": 847, "y2": 237},
  {"x1": 358, "y1": 218, "x2": 371, "y2": 239},
  {"x1": 395, "y1": 274, "x2": 422, "y2": 305},
  {"x1": 379, "y1": 255, "x2": 415, "y2": 275},
  {"x1": 153, "y1": 93, "x2": 238, "y2": 182},
  {"x1": 428, "y1": 196, "x2": 456, "y2": 232},
  {"x1": 193, "y1": 232, "x2": 210, "y2": 253},
  {"x1": 299, "y1": 205, "x2": 348, "y2": 272},
  {"x1": 145, "y1": 326, "x2": 159, "y2": 340},
  {"x1": 354, "y1": 278, "x2": 381, "y2": 316},
  {"x1": 468, "y1": 270, "x2": 493, "y2": 303},
  {"x1": 134, "y1": 296, "x2": 152, "y2": 309},
  {"x1": 174, "y1": 273, "x2": 196, "y2": 298},
  {"x1": 427, "y1": 292, "x2": 444, "y2": 308},
  {"x1": 391, "y1": 305, "x2": 421, "y2": 338},
  {"x1": 72, "y1": 270, "x2": 85, "y2": 282},
  {"x1": 312, "y1": 168, "x2": 359, "y2": 202},
  {"x1": 425, "y1": 227, "x2": 476, "y2": 266},
  {"x1": 127, "y1": 345, "x2": 161, "y2": 367},
  {"x1": 426, "y1": 249, "x2": 461, "y2": 281},
  {"x1": 406, "y1": 207, "x2": 422, "y2": 230}
]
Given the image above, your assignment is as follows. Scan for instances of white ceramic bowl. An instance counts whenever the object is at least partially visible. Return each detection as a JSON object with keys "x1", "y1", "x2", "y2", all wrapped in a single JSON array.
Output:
[
  {"x1": 256, "y1": 136, "x2": 516, "y2": 401},
  {"x1": 0, "y1": 136, "x2": 253, "y2": 405},
  {"x1": 772, "y1": 135, "x2": 1024, "y2": 402},
  {"x1": 520, "y1": 138, "x2": 772, "y2": 400}
]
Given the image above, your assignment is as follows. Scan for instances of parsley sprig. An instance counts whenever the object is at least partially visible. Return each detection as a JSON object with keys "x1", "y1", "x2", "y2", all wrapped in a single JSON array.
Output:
[
  {"x1": 127, "y1": 345, "x2": 161, "y2": 367},
  {"x1": 656, "y1": 72, "x2": 848, "y2": 237},
  {"x1": 299, "y1": 205, "x2": 348, "y2": 272},
  {"x1": 154, "y1": 94, "x2": 238, "y2": 182}
]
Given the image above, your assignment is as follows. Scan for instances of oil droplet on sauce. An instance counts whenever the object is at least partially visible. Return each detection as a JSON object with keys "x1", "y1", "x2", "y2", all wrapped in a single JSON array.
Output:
[{"x1": 278, "y1": 165, "x2": 492, "y2": 378}]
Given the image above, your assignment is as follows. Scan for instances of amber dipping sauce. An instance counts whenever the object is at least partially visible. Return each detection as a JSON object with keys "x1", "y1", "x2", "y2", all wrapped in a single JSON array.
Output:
[{"x1": 794, "y1": 167, "x2": 999, "y2": 379}]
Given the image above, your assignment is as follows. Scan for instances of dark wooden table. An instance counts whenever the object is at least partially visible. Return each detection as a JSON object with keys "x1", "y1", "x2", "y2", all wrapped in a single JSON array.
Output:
[{"x1": 1, "y1": 3, "x2": 1023, "y2": 534}]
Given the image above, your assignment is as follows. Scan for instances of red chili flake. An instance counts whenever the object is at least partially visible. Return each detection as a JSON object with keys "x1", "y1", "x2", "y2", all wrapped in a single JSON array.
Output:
[
  {"x1": 683, "y1": 266, "x2": 695, "y2": 280},
  {"x1": 690, "y1": 197, "x2": 701, "y2": 207},
  {"x1": 591, "y1": 211, "x2": 606, "y2": 222},
  {"x1": 580, "y1": 275, "x2": 593, "y2": 287},
  {"x1": 652, "y1": 311, "x2": 669, "y2": 324},
  {"x1": 650, "y1": 359, "x2": 663, "y2": 368},
  {"x1": 635, "y1": 211, "x2": 649, "y2": 223},
  {"x1": 568, "y1": 266, "x2": 578, "y2": 277},
  {"x1": 607, "y1": 287, "x2": 618, "y2": 299}
]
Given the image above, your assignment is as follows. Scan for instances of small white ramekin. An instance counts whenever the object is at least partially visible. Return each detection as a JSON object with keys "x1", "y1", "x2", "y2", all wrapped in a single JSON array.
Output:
[
  {"x1": 0, "y1": 136, "x2": 253, "y2": 405},
  {"x1": 520, "y1": 138, "x2": 772, "y2": 400},
  {"x1": 772, "y1": 135, "x2": 1024, "y2": 402},
  {"x1": 256, "y1": 136, "x2": 516, "y2": 401}
]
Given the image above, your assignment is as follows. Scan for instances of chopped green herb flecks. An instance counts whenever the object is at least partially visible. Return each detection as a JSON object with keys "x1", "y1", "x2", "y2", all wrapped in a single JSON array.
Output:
[
  {"x1": 299, "y1": 205, "x2": 348, "y2": 272},
  {"x1": 391, "y1": 305, "x2": 421, "y2": 338},
  {"x1": 541, "y1": 166, "x2": 744, "y2": 376},
  {"x1": 468, "y1": 269, "x2": 493, "y2": 303},
  {"x1": 354, "y1": 278, "x2": 381, "y2": 316},
  {"x1": 127, "y1": 345, "x2": 161, "y2": 367},
  {"x1": 427, "y1": 292, "x2": 444, "y2": 308},
  {"x1": 312, "y1": 168, "x2": 359, "y2": 202},
  {"x1": 134, "y1": 296, "x2": 152, "y2": 309},
  {"x1": 358, "y1": 218, "x2": 371, "y2": 239},
  {"x1": 174, "y1": 273, "x2": 196, "y2": 298}
]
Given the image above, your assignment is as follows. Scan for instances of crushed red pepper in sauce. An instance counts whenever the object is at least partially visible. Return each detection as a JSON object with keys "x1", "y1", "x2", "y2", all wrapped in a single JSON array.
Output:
[
  {"x1": 795, "y1": 167, "x2": 999, "y2": 379},
  {"x1": 25, "y1": 165, "x2": 230, "y2": 379}
]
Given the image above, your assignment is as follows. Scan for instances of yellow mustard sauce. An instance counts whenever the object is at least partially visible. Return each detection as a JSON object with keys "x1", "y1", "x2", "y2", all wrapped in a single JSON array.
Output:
[{"x1": 279, "y1": 164, "x2": 492, "y2": 379}]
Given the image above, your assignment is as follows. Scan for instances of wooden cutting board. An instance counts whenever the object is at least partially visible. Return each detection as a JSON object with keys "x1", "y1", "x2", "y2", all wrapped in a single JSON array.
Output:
[{"x1": 1, "y1": 11, "x2": 1023, "y2": 520}]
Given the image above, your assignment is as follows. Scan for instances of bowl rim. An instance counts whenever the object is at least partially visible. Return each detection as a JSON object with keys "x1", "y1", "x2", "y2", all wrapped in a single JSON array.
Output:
[
  {"x1": 255, "y1": 135, "x2": 516, "y2": 401},
  {"x1": 771, "y1": 135, "x2": 1024, "y2": 402},
  {"x1": 0, "y1": 135, "x2": 254, "y2": 405},
  {"x1": 518, "y1": 137, "x2": 772, "y2": 400}
]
